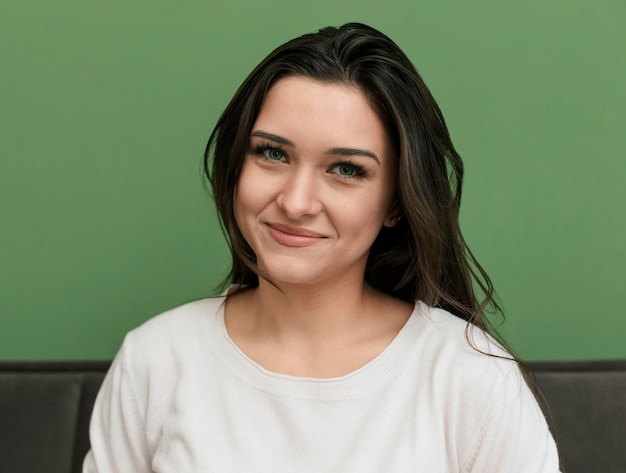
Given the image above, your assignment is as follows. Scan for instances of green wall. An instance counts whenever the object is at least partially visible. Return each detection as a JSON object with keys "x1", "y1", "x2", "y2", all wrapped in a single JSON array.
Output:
[{"x1": 1, "y1": 1, "x2": 624, "y2": 361}]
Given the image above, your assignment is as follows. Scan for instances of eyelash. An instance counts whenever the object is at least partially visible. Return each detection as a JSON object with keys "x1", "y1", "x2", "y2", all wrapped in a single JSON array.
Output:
[
  {"x1": 254, "y1": 143, "x2": 286, "y2": 161},
  {"x1": 330, "y1": 160, "x2": 368, "y2": 179},
  {"x1": 253, "y1": 142, "x2": 369, "y2": 180}
]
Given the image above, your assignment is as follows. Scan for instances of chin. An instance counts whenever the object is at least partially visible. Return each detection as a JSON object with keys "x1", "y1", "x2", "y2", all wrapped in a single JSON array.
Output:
[
  {"x1": 257, "y1": 255, "x2": 367, "y2": 289},
  {"x1": 259, "y1": 264, "x2": 325, "y2": 287}
]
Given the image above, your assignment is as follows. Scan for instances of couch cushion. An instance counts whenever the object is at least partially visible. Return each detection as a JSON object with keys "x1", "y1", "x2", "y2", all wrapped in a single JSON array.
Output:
[
  {"x1": 532, "y1": 361, "x2": 626, "y2": 473},
  {"x1": 0, "y1": 373, "x2": 82, "y2": 473}
]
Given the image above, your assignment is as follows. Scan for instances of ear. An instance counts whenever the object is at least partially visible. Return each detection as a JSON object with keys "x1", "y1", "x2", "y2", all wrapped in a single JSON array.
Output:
[{"x1": 383, "y1": 205, "x2": 402, "y2": 228}]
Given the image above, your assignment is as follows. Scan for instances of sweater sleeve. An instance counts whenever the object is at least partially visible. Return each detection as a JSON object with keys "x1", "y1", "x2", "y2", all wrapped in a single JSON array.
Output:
[
  {"x1": 461, "y1": 365, "x2": 562, "y2": 473},
  {"x1": 82, "y1": 337, "x2": 153, "y2": 473}
]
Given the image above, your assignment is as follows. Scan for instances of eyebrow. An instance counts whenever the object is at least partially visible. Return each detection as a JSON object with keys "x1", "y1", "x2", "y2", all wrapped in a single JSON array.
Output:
[
  {"x1": 326, "y1": 147, "x2": 380, "y2": 164},
  {"x1": 250, "y1": 130, "x2": 380, "y2": 164},
  {"x1": 250, "y1": 131, "x2": 294, "y2": 146}
]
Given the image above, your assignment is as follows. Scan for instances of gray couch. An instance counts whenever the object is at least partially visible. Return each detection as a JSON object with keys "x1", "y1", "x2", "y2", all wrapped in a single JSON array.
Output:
[{"x1": 1, "y1": 360, "x2": 624, "y2": 473}]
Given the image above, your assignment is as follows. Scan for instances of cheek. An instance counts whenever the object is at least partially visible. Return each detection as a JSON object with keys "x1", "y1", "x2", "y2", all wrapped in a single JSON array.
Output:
[
  {"x1": 233, "y1": 183, "x2": 259, "y2": 258},
  {"x1": 233, "y1": 168, "x2": 252, "y2": 232},
  {"x1": 234, "y1": 163, "x2": 257, "y2": 213},
  {"x1": 330, "y1": 192, "x2": 389, "y2": 237},
  {"x1": 233, "y1": 162, "x2": 274, "y2": 230}
]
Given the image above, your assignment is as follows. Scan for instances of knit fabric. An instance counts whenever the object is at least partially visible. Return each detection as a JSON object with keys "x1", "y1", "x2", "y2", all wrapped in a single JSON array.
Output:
[{"x1": 84, "y1": 296, "x2": 561, "y2": 472}]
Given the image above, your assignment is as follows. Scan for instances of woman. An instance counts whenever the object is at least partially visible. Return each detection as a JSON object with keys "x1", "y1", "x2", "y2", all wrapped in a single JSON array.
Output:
[{"x1": 84, "y1": 23, "x2": 561, "y2": 472}]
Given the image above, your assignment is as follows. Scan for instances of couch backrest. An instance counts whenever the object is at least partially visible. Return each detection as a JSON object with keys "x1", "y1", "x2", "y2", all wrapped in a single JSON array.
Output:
[
  {"x1": 532, "y1": 360, "x2": 626, "y2": 473},
  {"x1": 1, "y1": 360, "x2": 625, "y2": 473},
  {"x1": 0, "y1": 362, "x2": 108, "y2": 473}
]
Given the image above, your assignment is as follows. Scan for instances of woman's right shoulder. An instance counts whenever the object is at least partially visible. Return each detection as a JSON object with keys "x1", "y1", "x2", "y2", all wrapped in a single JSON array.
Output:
[
  {"x1": 127, "y1": 285, "x2": 245, "y2": 349},
  {"x1": 115, "y1": 296, "x2": 227, "y2": 377},
  {"x1": 102, "y1": 296, "x2": 228, "y2": 411},
  {"x1": 128, "y1": 296, "x2": 225, "y2": 344}
]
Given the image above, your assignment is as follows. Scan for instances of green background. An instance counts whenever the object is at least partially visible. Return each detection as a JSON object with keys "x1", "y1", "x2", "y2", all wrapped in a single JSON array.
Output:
[{"x1": 1, "y1": 0, "x2": 624, "y2": 361}]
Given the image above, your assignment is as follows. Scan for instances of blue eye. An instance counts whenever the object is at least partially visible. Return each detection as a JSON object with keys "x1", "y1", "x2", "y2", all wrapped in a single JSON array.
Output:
[
  {"x1": 262, "y1": 147, "x2": 286, "y2": 161},
  {"x1": 330, "y1": 162, "x2": 367, "y2": 178}
]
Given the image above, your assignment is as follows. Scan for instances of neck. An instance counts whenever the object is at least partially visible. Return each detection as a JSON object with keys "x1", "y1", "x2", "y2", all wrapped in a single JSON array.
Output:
[
  {"x1": 252, "y1": 276, "x2": 375, "y2": 342},
  {"x1": 224, "y1": 275, "x2": 413, "y2": 377}
]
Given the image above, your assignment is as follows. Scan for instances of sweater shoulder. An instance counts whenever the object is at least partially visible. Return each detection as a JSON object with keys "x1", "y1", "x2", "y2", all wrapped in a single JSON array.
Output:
[
  {"x1": 125, "y1": 296, "x2": 225, "y2": 349},
  {"x1": 116, "y1": 297, "x2": 226, "y2": 398},
  {"x1": 413, "y1": 302, "x2": 521, "y2": 390}
]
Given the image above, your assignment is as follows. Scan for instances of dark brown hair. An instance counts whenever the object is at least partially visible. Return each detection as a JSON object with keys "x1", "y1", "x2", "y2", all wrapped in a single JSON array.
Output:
[{"x1": 204, "y1": 23, "x2": 500, "y2": 330}]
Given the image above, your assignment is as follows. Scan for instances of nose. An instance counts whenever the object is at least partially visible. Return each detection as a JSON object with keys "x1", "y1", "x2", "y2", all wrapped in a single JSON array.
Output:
[{"x1": 275, "y1": 167, "x2": 322, "y2": 220}]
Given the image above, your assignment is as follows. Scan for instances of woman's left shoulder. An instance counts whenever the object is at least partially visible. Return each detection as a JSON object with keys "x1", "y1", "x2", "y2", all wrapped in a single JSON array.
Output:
[
  {"x1": 411, "y1": 302, "x2": 523, "y2": 389},
  {"x1": 410, "y1": 304, "x2": 561, "y2": 471}
]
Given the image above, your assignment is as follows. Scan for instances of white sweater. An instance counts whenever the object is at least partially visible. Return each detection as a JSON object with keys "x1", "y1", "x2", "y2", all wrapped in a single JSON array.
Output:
[{"x1": 83, "y1": 296, "x2": 561, "y2": 472}]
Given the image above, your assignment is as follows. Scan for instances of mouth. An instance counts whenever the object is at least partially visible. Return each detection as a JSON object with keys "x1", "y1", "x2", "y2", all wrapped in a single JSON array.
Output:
[{"x1": 265, "y1": 223, "x2": 327, "y2": 247}]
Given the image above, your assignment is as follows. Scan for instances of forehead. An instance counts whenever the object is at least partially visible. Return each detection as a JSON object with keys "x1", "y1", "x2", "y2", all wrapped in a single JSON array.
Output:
[{"x1": 252, "y1": 76, "x2": 392, "y2": 157}]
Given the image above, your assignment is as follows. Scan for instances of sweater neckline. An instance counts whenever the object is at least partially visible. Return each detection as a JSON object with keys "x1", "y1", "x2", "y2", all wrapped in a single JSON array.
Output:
[{"x1": 209, "y1": 296, "x2": 427, "y2": 400}]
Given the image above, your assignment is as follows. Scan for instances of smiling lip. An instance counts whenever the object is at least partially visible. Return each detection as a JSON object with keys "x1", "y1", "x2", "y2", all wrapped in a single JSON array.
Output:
[{"x1": 266, "y1": 223, "x2": 327, "y2": 247}]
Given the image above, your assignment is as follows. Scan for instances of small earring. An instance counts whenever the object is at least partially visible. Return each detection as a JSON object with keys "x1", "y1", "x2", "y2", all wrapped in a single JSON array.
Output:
[{"x1": 390, "y1": 215, "x2": 402, "y2": 226}]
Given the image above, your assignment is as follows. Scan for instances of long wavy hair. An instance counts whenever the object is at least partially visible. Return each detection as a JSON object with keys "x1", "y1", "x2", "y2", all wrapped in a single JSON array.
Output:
[{"x1": 204, "y1": 23, "x2": 501, "y2": 332}]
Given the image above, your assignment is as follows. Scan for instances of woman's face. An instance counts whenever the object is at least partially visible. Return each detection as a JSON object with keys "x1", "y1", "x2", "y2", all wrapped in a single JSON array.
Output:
[{"x1": 234, "y1": 76, "x2": 397, "y2": 288}]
